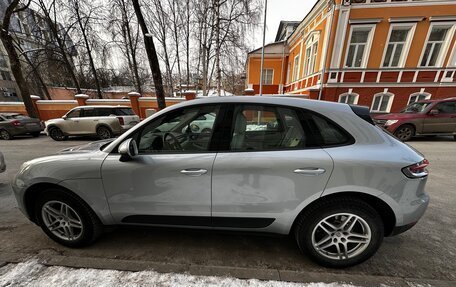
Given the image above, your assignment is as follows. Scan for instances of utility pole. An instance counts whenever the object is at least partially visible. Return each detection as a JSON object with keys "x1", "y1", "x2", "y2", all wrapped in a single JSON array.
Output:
[{"x1": 259, "y1": 0, "x2": 267, "y2": 96}]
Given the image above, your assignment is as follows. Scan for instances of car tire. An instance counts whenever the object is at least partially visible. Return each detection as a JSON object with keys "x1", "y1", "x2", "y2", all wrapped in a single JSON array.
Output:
[
  {"x1": 394, "y1": 124, "x2": 415, "y2": 142},
  {"x1": 294, "y1": 197, "x2": 384, "y2": 268},
  {"x1": 31, "y1": 132, "x2": 41, "y2": 138},
  {"x1": 49, "y1": 127, "x2": 67, "y2": 141},
  {"x1": 97, "y1": 126, "x2": 112, "y2": 140},
  {"x1": 35, "y1": 189, "x2": 103, "y2": 247},
  {"x1": 0, "y1": 129, "x2": 12, "y2": 140}
]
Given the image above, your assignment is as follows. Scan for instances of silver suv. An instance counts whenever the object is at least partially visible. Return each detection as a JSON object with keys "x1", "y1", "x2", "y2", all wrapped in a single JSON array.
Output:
[
  {"x1": 45, "y1": 106, "x2": 139, "y2": 141},
  {"x1": 13, "y1": 97, "x2": 429, "y2": 267}
]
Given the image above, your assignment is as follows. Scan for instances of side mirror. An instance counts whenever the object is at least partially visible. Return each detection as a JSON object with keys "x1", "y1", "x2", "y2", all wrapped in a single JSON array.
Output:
[
  {"x1": 119, "y1": 138, "x2": 138, "y2": 161},
  {"x1": 62, "y1": 115, "x2": 68, "y2": 120},
  {"x1": 429, "y1": 109, "x2": 439, "y2": 116}
]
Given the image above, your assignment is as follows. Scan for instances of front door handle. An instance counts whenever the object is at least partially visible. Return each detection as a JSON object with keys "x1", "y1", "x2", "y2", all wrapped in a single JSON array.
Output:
[
  {"x1": 180, "y1": 169, "x2": 208, "y2": 176},
  {"x1": 294, "y1": 168, "x2": 326, "y2": 176}
]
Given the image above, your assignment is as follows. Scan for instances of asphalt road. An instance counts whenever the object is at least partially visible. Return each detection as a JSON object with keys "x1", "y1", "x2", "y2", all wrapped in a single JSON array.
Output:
[{"x1": 0, "y1": 135, "x2": 455, "y2": 285}]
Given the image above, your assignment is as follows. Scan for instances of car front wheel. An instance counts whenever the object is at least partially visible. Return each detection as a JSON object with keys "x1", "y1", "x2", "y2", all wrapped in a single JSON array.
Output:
[
  {"x1": 49, "y1": 127, "x2": 67, "y2": 141},
  {"x1": 35, "y1": 189, "x2": 102, "y2": 247},
  {"x1": 294, "y1": 197, "x2": 384, "y2": 268},
  {"x1": 394, "y1": 124, "x2": 415, "y2": 142}
]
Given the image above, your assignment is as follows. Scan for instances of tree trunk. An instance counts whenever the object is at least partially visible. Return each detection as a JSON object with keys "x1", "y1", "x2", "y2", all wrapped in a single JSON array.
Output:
[
  {"x1": 74, "y1": 2, "x2": 103, "y2": 99},
  {"x1": 185, "y1": 0, "x2": 190, "y2": 87},
  {"x1": 120, "y1": 0, "x2": 142, "y2": 94},
  {"x1": 0, "y1": 0, "x2": 38, "y2": 118},
  {"x1": 132, "y1": 0, "x2": 166, "y2": 109},
  {"x1": 22, "y1": 52, "x2": 51, "y2": 100}
]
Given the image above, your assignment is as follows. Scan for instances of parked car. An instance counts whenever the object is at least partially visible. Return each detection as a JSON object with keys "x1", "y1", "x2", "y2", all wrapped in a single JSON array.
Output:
[
  {"x1": 13, "y1": 97, "x2": 429, "y2": 268},
  {"x1": 0, "y1": 113, "x2": 43, "y2": 140},
  {"x1": 45, "y1": 106, "x2": 140, "y2": 141},
  {"x1": 373, "y1": 97, "x2": 456, "y2": 141},
  {"x1": 0, "y1": 151, "x2": 5, "y2": 174}
]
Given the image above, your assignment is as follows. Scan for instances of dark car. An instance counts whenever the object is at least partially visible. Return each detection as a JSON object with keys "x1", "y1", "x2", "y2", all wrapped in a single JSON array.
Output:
[
  {"x1": 373, "y1": 98, "x2": 456, "y2": 141},
  {"x1": 0, "y1": 113, "x2": 43, "y2": 140}
]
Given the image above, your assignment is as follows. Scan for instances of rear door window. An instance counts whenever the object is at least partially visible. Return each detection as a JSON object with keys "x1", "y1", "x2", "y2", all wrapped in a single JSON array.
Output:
[{"x1": 229, "y1": 105, "x2": 312, "y2": 151}]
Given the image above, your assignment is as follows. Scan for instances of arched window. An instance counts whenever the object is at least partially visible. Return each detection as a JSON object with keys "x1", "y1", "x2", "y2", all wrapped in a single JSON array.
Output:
[
  {"x1": 408, "y1": 92, "x2": 431, "y2": 105},
  {"x1": 338, "y1": 93, "x2": 359, "y2": 105},
  {"x1": 371, "y1": 92, "x2": 394, "y2": 113}
]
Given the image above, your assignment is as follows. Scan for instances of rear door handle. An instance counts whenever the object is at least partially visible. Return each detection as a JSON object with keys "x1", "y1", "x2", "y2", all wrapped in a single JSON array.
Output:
[
  {"x1": 294, "y1": 168, "x2": 326, "y2": 176},
  {"x1": 180, "y1": 169, "x2": 208, "y2": 176}
]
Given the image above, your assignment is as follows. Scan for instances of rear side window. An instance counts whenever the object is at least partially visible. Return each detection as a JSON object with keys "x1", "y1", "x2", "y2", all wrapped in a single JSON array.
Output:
[
  {"x1": 95, "y1": 108, "x2": 113, "y2": 117},
  {"x1": 309, "y1": 113, "x2": 353, "y2": 146},
  {"x1": 229, "y1": 105, "x2": 313, "y2": 151},
  {"x1": 114, "y1": 108, "x2": 135, "y2": 116}
]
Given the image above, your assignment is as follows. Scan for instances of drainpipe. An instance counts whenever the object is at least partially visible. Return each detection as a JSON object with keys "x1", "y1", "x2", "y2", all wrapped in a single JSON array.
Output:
[
  {"x1": 318, "y1": 0, "x2": 336, "y2": 101},
  {"x1": 259, "y1": 0, "x2": 268, "y2": 96}
]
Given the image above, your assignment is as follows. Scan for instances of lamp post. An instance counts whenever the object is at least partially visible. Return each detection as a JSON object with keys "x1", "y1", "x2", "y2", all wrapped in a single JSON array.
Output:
[{"x1": 259, "y1": 0, "x2": 268, "y2": 96}]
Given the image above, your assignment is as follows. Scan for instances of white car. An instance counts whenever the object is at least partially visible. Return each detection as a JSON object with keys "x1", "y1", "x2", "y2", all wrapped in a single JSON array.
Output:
[{"x1": 45, "y1": 106, "x2": 140, "y2": 141}]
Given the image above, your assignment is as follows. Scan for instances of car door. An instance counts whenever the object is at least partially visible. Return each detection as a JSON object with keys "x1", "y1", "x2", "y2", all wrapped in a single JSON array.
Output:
[
  {"x1": 78, "y1": 107, "x2": 99, "y2": 134},
  {"x1": 423, "y1": 101, "x2": 456, "y2": 134},
  {"x1": 101, "y1": 104, "x2": 221, "y2": 225},
  {"x1": 61, "y1": 108, "x2": 82, "y2": 134},
  {"x1": 211, "y1": 104, "x2": 334, "y2": 231}
]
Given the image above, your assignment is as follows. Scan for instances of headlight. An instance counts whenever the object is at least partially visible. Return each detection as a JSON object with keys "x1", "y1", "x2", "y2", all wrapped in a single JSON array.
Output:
[{"x1": 385, "y1": 120, "x2": 398, "y2": 126}]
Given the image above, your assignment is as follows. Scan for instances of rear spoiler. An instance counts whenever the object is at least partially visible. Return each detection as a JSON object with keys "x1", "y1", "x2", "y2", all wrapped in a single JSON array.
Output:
[{"x1": 349, "y1": 105, "x2": 375, "y2": 125}]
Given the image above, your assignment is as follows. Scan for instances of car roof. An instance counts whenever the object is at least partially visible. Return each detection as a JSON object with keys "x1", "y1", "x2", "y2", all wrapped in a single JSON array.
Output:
[
  {"x1": 0, "y1": 113, "x2": 22, "y2": 116},
  {"x1": 175, "y1": 96, "x2": 354, "y2": 113},
  {"x1": 74, "y1": 105, "x2": 131, "y2": 109},
  {"x1": 418, "y1": 97, "x2": 456, "y2": 104}
]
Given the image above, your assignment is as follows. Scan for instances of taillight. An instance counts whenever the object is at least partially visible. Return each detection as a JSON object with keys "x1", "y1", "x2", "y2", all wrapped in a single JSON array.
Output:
[
  {"x1": 402, "y1": 159, "x2": 429, "y2": 179},
  {"x1": 11, "y1": 120, "x2": 22, "y2": 127},
  {"x1": 117, "y1": 117, "x2": 125, "y2": 125}
]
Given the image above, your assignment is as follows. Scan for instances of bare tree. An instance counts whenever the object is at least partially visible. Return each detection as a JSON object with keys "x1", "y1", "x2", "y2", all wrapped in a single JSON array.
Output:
[
  {"x1": 108, "y1": 0, "x2": 142, "y2": 94},
  {"x1": 132, "y1": 0, "x2": 166, "y2": 109},
  {"x1": 36, "y1": 0, "x2": 82, "y2": 94},
  {"x1": 0, "y1": 0, "x2": 38, "y2": 117},
  {"x1": 68, "y1": 0, "x2": 103, "y2": 98}
]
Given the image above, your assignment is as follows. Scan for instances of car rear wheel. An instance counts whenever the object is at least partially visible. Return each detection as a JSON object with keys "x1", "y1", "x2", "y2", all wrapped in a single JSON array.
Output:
[
  {"x1": 294, "y1": 197, "x2": 384, "y2": 268},
  {"x1": 0, "y1": 129, "x2": 12, "y2": 140},
  {"x1": 49, "y1": 127, "x2": 67, "y2": 141},
  {"x1": 394, "y1": 125, "x2": 415, "y2": 142},
  {"x1": 97, "y1": 126, "x2": 112, "y2": 140},
  {"x1": 35, "y1": 189, "x2": 103, "y2": 247}
]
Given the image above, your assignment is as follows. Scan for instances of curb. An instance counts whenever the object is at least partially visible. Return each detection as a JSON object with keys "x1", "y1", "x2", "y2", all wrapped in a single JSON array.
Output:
[{"x1": 0, "y1": 252, "x2": 454, "y2": 287}]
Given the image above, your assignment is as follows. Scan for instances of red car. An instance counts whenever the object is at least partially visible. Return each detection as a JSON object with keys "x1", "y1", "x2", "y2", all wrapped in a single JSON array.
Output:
[{"x1": 373, "y1": 98, "x2": 456, "y2": 141}]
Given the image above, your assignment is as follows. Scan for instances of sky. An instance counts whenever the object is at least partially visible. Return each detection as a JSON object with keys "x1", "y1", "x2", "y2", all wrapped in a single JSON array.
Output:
[{"x1": 252, "y1": 0, "x2": 318, "y2": 49}]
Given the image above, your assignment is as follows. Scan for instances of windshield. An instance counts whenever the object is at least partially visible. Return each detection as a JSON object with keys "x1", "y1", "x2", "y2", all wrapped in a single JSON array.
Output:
[{"x1": 402, "y1": 102, "x2": 432, "y2": 113}]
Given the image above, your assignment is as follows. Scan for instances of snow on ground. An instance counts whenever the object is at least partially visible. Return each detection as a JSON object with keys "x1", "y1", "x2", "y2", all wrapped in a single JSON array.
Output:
[{"x1": 0, "y1": 260, "x2": 360, "y2": 287}]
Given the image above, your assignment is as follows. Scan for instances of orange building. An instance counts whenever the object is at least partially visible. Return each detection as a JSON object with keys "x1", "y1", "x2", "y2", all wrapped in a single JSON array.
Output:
[{"x1": 246, "y1": 0, "x2": 456, "y2": 114}]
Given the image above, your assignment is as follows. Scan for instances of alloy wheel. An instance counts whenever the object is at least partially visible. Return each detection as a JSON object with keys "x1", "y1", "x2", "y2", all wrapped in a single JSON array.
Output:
[
  {"x1": 311, "y1": 213, "x2": 372, "y2": 260},
  {"x1": 97, "y1": 127, "x2": 111, "y2": 139},
  {"x1": 0, "y1": 130, "x2": 11, "y2": 140},
  {"x1": 41, "y1": 200, "x2": 84, "y2": 241},
  {"x1": 395, "y1": 127, "x2": 413, "y2": 141}
]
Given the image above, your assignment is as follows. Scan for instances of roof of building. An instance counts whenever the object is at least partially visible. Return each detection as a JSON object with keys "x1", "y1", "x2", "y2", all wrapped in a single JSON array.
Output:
[{"x1": 274, "y1": 21, "x2": 301, "y2": 42}]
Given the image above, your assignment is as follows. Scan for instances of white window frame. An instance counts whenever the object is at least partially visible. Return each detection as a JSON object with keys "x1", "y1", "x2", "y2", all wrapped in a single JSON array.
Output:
[
  {"x1": 262, "y1": 69, "x2": 274, "y2": 85},
  {"x1": 338, "y1": 93, "x2": 359, "y2": 105},
  {"x1": 407, "y1": 92, "x2": 431, "y2": 105},
  {"x1": 304, "y1": 33, "x2": 320, "y2": 76},
  {"x1": 293, "y1": 55, "x2": 300, "y2": 81},
  {"x1": 381, "y1": 23, "x2": 417, "y2": 68},
  {"x1": 371, "y1": 92, "x2": 395, "y2": 113},
  {"x1": 448, "y1": 41, "x2": 456, "y2": 67},
  {"x1": 419, "y1": 22, "x2": 456, "y2": 68},
  {"x1": 344, "y1": 24, "x2": 376, "y2": 69}
]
